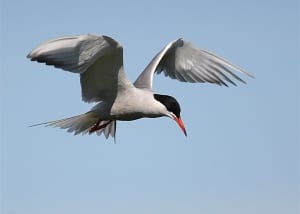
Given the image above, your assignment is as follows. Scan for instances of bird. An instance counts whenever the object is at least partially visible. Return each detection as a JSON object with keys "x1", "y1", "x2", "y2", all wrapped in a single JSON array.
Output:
[{"x1": 27, "y1": 34, "x2": 253, "y2": 139}]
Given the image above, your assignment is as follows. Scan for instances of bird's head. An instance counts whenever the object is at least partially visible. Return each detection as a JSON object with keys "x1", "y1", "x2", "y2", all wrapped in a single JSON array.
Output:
[{"x1": 154, "y1": 94, "x2": 187, "y2": 136}]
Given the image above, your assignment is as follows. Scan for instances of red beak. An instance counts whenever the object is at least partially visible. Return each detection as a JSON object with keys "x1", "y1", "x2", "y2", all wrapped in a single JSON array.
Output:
[{"x1": 174, "y1": 116, "x2": 187, "y2": 136}]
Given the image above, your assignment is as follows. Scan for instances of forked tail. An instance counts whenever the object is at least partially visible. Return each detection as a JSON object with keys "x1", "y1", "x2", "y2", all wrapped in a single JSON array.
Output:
[{"x1": 30, "y1": 112, "x2": 116, "y2": 139}]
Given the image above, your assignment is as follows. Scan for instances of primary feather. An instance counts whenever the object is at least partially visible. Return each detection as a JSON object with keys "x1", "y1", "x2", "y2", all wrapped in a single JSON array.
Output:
[
  {"x1": 134, "y1": 38, "x2": 253, "y2": 89},
  {"x1": 27, "y1": 34, "x2": 132, "y2": 103}
]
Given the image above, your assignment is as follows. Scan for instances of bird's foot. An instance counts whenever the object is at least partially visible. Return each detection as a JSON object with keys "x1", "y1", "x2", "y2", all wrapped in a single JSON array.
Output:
[{"x1": 89, "y1": 120, "x2": 111, "y2": 134}]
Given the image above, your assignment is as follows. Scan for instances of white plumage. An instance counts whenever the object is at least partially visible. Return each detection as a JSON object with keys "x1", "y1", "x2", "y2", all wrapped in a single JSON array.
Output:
[{"x1": 28, "y1": 34, "x2": 253, "y2": 139}]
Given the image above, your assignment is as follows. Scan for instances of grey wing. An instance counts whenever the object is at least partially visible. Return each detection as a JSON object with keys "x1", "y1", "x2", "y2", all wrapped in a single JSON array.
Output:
[
  {"x1": 28, "y1": 34, "x2": 131, "y2": 103},
  {"x1": 134, "y1": 38, "x2": 254, "y2": 89}
]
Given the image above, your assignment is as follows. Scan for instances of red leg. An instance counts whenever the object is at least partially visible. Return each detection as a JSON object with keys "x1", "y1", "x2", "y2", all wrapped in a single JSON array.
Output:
[{"x1": 89, "y1": 120, "x2": 111, "y2": 134}]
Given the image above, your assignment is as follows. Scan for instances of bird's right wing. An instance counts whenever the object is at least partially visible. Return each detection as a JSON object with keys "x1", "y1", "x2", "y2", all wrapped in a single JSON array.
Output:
[
  {"x1": 28, "y1": 34, "x2": 132, "y2": 103},
  {"x1": 134, "y1": 38, "x2": 254, "y2": 89}
]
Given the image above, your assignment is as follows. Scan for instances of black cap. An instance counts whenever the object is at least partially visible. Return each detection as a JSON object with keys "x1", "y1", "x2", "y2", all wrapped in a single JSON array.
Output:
[{"x1": 154, "y1": 94, "x2": 181, "y2": 118}]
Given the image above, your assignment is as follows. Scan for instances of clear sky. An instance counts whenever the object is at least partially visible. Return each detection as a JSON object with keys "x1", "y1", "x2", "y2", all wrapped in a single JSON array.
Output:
[{"x1": 1, "y1": 0, "x2": 299, "y2": 214}]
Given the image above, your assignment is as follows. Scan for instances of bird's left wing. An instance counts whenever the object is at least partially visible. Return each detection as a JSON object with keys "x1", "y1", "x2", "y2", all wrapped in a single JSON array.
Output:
[
  {"x1": 28, "y1": 34, "x2": 132, "y2": 103},
  {"x1": 134, "y1": 38, "x2": 253, "y2": 89}
]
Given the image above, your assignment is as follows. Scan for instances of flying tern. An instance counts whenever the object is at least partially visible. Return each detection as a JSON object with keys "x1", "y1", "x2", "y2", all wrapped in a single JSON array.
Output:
[{"x1": 28, "y1": 34, "x2": 253, "y2": 139}]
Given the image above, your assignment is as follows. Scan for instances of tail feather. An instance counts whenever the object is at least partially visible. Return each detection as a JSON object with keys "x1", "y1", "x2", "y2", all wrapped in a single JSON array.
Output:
[
  {"x1": 96, "y1": 120, "x2": 116, "y2": 139},
  {"x1": 30, "y1": 112, "x2": 117, "y2": 139}
]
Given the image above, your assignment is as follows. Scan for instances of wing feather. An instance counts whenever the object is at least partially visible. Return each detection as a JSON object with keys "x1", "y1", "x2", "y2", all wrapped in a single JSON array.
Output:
[
  {"x1": 27, "y1": 34, "x2": 132, "y2": 103},
  {"x1": 134, "y1": 38, "x2": 253, "y2": 89}
]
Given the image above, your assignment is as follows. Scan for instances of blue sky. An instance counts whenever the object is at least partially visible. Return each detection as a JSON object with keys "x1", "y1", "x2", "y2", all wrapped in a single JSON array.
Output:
[{"x1": 1, "y1": 0, "x2": 299, "y2": 214}]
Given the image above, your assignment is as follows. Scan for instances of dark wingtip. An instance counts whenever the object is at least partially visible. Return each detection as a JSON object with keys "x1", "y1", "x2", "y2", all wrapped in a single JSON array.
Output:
[{"x1": 27, "y1": 52, "x2": 37, "y2": 61}]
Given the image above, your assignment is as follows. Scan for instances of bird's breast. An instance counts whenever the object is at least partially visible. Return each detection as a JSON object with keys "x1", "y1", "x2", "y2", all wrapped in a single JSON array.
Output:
[{"x1": 109, "y1": 88, "x2": 166, "y2": 121}]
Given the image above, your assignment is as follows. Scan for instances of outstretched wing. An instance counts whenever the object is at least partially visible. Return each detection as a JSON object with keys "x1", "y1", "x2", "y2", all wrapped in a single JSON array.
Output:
[
  {"x1": 28, "y1": 34, "x2": 132, "y2": 103},
  {"x1": 134, "y1": 38, "x2": 253, "y2": 89}
]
